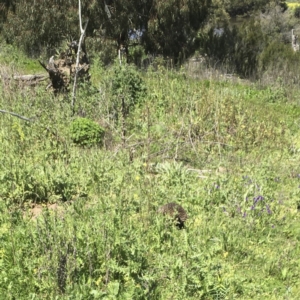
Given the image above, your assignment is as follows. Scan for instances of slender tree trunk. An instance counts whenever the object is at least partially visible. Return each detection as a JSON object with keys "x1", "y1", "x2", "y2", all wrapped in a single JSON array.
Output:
[{"x1": 71, "y1": 0, "x2": 89, "y2": 116}]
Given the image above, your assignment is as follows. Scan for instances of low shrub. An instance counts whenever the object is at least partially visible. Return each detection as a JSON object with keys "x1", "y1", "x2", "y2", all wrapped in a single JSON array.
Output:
[{"x1": 70, "y1": 117, "x2": 104, "y2": 147}]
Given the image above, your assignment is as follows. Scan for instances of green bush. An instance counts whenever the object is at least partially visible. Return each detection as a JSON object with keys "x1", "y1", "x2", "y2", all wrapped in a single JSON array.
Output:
[
  {"x1": 294, "y1": 7, "x2": 300, "y2": 18},
  {"x1": 110, "y1": 63, "x2": 147, "y2": 121},
  {"x1": 70, "y1": 118, "x2": 104, "y2": 147}
]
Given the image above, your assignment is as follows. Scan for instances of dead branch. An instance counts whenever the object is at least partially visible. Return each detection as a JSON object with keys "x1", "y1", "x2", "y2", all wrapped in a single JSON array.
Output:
[
  {"x1": 38, "y1": 57, "x2": 67, "y2": 94},
  {"x1": 0, "y1": 109, "x2": 34, "y2": 122},
  {"x1": 13, "y1": 74, "x2": 47, "y2": 81},
  {"x1": 0, "y1": 73, "x2": 47, "y2": 87},
  {"x1": 38, "y1": 60, "x2": 48, "y2": 72}
]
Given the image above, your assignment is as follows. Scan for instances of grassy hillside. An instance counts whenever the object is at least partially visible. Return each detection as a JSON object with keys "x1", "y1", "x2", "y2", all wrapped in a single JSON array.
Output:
[{"x1": 1, "y1": 45, "x2": 300, "y2": 299}]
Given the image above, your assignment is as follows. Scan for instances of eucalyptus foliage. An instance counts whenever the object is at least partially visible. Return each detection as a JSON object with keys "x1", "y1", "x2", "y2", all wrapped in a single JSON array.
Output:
[
  {"x1": 1, "y1": 0, "x2": 291, "y2": 75},
  {"x1": 0, "y1": 0, "x2": 208, "y2": 61}
]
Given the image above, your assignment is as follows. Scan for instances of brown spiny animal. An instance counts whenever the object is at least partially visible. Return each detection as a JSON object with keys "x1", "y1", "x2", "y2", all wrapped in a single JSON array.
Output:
[{"x1": 157, "y1": 202, "x2": 188, "y2": 229}]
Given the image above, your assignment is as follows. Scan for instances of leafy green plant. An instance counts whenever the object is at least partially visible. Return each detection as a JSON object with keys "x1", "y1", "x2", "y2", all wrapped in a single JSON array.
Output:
[
  {"x1": 110, "y1": 63, "x2": 147, "y2": 121},
  {"x1": 70, "y1": 117, "x2": 104, "y2": 147}
]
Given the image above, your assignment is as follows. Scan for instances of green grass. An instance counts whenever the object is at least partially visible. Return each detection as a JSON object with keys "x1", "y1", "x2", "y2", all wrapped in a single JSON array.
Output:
[
  {"x1": 0, "y1": 43, "x2": 45, "y2": 73},
  {"x1": 1, "y1": 45, "x2": 300, "y2": 299}
]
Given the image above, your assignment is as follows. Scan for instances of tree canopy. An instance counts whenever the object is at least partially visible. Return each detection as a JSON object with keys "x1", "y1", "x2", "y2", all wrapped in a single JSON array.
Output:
[
  {"x1": 0, "y1": 0, "x2": 214, "y2": 59},
  {"x1": 0, "y1": 0, "x2": 289, "y2": 74}
]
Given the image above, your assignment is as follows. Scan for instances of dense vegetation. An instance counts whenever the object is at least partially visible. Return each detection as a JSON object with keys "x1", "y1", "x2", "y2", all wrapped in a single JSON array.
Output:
[
  {"x1": 1, "y1": 40, "x2": 300, "y2": 298},
  {"x1": 1, "y1": 0, "x2": 300, "y2": 299}
]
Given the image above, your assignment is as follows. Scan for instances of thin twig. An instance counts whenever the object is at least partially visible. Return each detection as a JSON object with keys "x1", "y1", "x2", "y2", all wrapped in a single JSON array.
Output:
[
  {"x1": 0, "y1": 109, "x2": 33, "y2": 122},
  {"x1": 174, "y1": 121, "x2": 185, "y2": 160},
  {"x1": 147, "y1": 106, "x2": 150, "y2": 165},
  {"x1": 121, "y1": 96, "x2": 126, "y2": 147},
  {"x1": 188, "y1": 127, "x2": 200, "y2": 161}
]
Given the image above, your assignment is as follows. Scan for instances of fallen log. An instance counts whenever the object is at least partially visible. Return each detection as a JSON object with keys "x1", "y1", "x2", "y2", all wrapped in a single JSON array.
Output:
[
  {"x1": 13, "y1": 74, "x2": 47, "y2": 81},
  {"x1": 0, "y1": 73, "x2": 48, "y2": 86}
]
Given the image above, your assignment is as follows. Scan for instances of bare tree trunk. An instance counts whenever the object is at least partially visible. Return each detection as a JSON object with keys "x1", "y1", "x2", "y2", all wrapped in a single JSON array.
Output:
[
  {"x1": 292, "y1": 29, "x2": 299, "y2": 52},
  {"x1": 71, "y1": 0, "x2": 89, "y2": 116}
]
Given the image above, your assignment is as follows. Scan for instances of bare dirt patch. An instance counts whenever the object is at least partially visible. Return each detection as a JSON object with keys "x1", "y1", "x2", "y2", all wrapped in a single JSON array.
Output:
[{"x1": 23, "y1": 203, "x2": 65, "y2": 221}]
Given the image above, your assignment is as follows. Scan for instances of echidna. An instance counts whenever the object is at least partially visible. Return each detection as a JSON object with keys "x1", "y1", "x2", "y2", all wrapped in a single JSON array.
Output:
[{"x1": 157, "y1": 202, "x2": 188, "y2": 229}]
